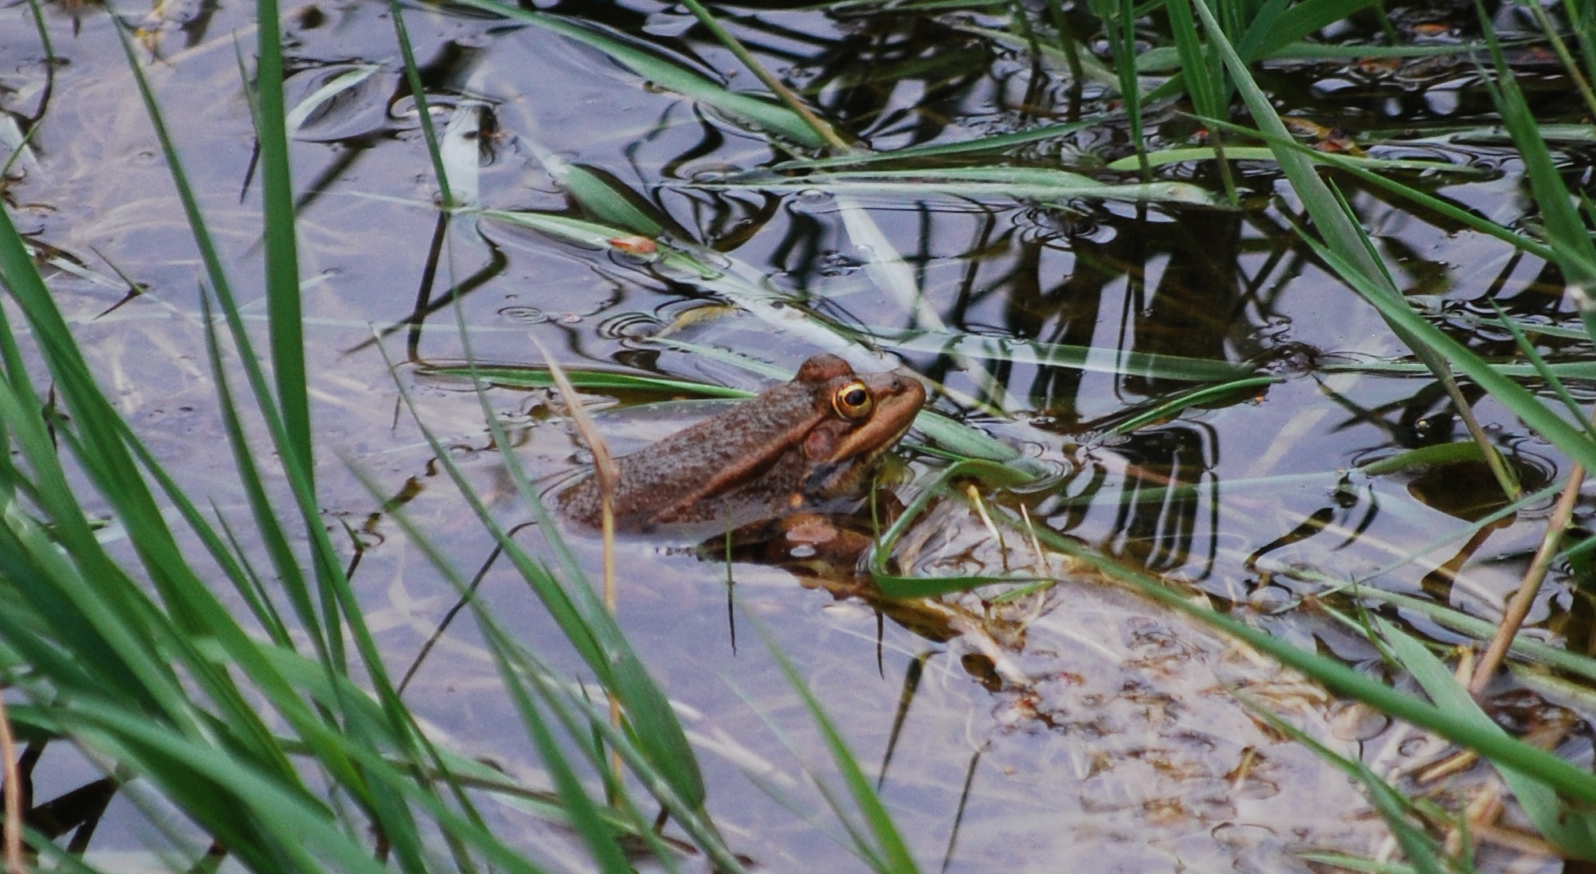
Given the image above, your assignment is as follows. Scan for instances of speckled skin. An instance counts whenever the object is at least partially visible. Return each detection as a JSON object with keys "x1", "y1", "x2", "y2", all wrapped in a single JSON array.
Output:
[{"x1": 559, "y1": 355, "x2": 924, "y2": 531}]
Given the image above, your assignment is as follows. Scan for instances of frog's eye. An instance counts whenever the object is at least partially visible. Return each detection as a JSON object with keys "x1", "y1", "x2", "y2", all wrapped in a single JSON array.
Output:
[{"x1": 832, "y1": 381, "x2": 874, "y2": 420}]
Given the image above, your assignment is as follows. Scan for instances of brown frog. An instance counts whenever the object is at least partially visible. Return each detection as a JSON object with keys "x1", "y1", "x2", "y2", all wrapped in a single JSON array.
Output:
[{"x1": 559, "y1": 354, "x2": 926, "y2": 531}]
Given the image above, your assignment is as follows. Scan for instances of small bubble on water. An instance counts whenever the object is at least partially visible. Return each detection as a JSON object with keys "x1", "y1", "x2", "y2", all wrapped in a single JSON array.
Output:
[
  {"x1": 599, "y1": 312, "x2": 663, "y2": 340},
  {"x1": 794, "y1": 188, "x2": 831, "y2": 207},
  {"x1": 499, "y1": 306, "x2": 547, "y2": 324}
]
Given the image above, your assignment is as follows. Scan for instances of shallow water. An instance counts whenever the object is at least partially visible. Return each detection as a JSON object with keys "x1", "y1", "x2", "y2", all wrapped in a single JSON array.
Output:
[{"x1": 3, "y1": 0, "x2": 1594, "y2": 869}]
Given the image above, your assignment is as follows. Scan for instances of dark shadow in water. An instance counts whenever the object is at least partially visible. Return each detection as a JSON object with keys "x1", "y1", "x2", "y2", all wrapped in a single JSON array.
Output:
[{"x1": 2, "y1": 740, "x2": 120, "y2": 862}]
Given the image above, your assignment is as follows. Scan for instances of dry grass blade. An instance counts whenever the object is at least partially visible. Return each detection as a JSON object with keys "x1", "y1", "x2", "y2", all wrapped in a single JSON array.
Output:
[
  {"x1": 1469, "y1": 468, "x2": 1586, "y2": 694},
  {"x1": 0, "y1": 691, "x2": 19, "y2": 874},
  {"x1": 676, "y1": 0, "x2": 850, "y2": 152},
  {"x1": 533, "y1": 340, "x2": 618, "y2": 600},
  {"x1": 530, "y1": 338, "x2": 625, "y2": 785}
]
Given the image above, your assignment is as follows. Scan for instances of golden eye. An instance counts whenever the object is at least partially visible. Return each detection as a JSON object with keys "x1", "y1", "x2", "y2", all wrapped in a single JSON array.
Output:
[{"x1": 831, "y1": 382, "x2": 874, "y2": 420}]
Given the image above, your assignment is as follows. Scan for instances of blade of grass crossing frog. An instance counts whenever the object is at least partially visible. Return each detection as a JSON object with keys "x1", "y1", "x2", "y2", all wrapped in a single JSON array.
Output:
[
  {"x1": 374, "y1": 331, "x2": 709, "y2": 814},
  {"x1": 483, "y1": 211, "x2": 1025, "y2": 460},
  {"x1": 1375, "y1": 617, "x2": 1596, "y2": 857},
  {"x1": 449, "y1": 1, "x2": 825, "y2": 148},
  {"x1": 643, "y1": 339, "x2": 1050, "y2": 476},
  {"x1": 345, "y1": 463, "x2": 734, "y2": 871}
]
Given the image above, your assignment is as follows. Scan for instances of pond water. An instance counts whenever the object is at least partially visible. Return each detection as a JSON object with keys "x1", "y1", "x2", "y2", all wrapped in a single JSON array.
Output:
[{"x1": 3, "y1": 0, "x2": 1594, "y2": 870}]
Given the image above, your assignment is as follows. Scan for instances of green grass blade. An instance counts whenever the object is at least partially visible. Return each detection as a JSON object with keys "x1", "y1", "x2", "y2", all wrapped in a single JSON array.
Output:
[
  {"x1": 452, "y1": 3, "x2": 825, "y2": 148},
  {"x1": 1111, "y1": 376, "x2": 1279, "y2": 434},
  {"x1": 754, "y1": 620, "x2": 921, "y2": 873},
  {"x1": 252, "y1": 0, "x2": 312, "y2": 478},
  {"x1": 1243, "y1": 0, "x2": 1381, "y2": 58},
  {"x1": 676, "y1": 0, "x2": 849, "y2": 150},
  {"x1": 376, "y1": 333, "x2": 708, "y2": 813},
  {"x1": 389, "y1": 0, "x2": 454, "y2": 208},
  {"x1": 107, "y1": 10, "x2": 352, "y2": 668},
  {"x1": 1191, "y1": 0, "x2": 1524, "y2": 498},
  {"x1": 1301, "y1": 232, "x2": 1596, "y2": 472},
  {"x1": 708, "y1": 167, "x2": 1216, "y2": 204},
  {"x1": 1486, "y1": 301, "x2": 1596, "y2": 443},
  {"x1": 1244, "y1": 703, "x2": 1453, "y2": 874},
  {"x1": 1376, "y1": 617, "x2": 1596, "y2": 857},
  {"x1": 1027, "y1": 524, "x2": 1596, "y2": 807},
  {"x1": 771, "y1": 117, "x2": 1110, "y2": 170}
]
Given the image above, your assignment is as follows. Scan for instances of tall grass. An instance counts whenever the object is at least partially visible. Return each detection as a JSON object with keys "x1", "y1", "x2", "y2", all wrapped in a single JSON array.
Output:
[{"x1": 0, "y1": 6, "x2": 914, "y2": 874}]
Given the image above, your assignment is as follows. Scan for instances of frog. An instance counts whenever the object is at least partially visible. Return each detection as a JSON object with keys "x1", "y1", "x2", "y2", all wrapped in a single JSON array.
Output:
[{"x1": 558, "y1": 354, "x2": 926, "y2": 531}]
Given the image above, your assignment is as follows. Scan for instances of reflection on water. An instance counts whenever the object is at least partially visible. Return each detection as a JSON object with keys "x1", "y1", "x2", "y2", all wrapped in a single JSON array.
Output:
[{"x1": 3, "y1": 0, "x2": 1594, "y2": 869}]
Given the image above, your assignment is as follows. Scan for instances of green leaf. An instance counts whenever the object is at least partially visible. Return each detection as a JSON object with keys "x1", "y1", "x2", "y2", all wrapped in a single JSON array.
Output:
[
  {"x1": 1377, "y1": 618, "x2": 1596, "y2": 858},
  {"x1": 449, "y1": 3, "x2": 826, "y2": 148},
  {"x1": 708, "y1": 167, "x2": 1216, "y2": 205}
]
